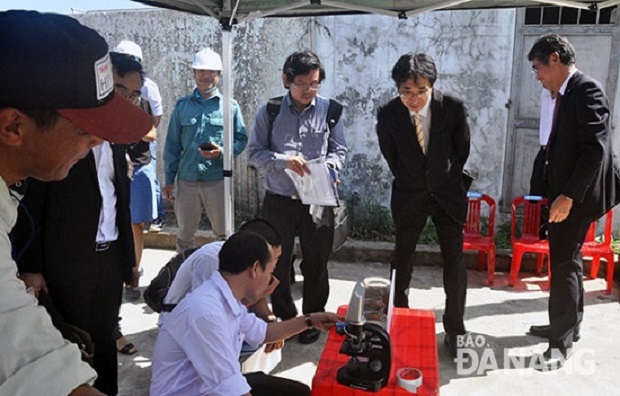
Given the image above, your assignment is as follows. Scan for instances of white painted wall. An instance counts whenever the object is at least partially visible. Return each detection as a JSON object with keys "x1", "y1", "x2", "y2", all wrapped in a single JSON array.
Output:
[{"x1": 76, "y1": 8, "x2": 516, "y2": 216}]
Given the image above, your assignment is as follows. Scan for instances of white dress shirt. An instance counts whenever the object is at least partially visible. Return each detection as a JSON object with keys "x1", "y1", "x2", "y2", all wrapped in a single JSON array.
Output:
[
  {"x1": 150, "y1": 271, "x2": 267, "y2": 396},
  {"x1": 158, "y1": 241, "x2": 224, "y2": 326},
  {"x1": 142, "y1": 77, "x2": 163, "y2": 117},
  {"x1": 541, "y1": 69, "x2": 578, "y2": 145},
  {"x1": 164, "y1": 241, "x2": 224, "y2": 305},
  {"x1": 92, "y1": 142, "x2": 118, "y2": 243},
  {"x1": 539, "y1": 88, "x2": 555, "y2": 146},
  {"x1": 558, "y1": 69, "x2": 578, "y2": 97}
]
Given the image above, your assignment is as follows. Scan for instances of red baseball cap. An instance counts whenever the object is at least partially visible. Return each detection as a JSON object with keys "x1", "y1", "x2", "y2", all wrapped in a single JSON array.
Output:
[{"x1": 0, "y1": 11, "x2": 152, "y2": 143}]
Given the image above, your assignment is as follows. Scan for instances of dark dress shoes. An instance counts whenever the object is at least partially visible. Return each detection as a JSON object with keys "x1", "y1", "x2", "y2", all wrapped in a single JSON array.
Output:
[
  {"x1": 528, "y1": 324, "x2": 580, "y2": 342},
  {"x1": 298, "y1": 328, "x2": 321, "y2": 344},
  {"x1": 537, "y1": 347, "x2": 569, "y2": 371}
]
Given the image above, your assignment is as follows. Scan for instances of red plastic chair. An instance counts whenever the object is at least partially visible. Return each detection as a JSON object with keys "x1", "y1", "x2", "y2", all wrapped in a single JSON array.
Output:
[
  {"x1": 463, "y1": 192, "x2": 496, "y2": 286},
  {"x1": 509, "y1": 195, "x2": 550, "y2": 287},
  {"x1": 582, "y1": 210, "x2": 615, "y2": 295}
]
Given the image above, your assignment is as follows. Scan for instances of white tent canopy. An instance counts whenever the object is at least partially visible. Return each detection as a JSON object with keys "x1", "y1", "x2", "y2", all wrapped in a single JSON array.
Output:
[
  {"x1": 134, "y1": 0, "x2": 620, "y2": 21},
  {"x1": 132, "y1": 0, "x2": 619, "y2": 236}
]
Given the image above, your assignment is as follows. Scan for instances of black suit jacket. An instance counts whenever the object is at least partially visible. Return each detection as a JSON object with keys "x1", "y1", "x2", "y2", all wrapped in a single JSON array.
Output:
[
  {"x1": 377, "y1": 89, "x2": 470, "y2": 225},
  {"x1": 14, "y1": 144, "x2": 135, "y2": 283},
  {"x1": 546, "y1": 71, "x2": 620, "y2": 220}
]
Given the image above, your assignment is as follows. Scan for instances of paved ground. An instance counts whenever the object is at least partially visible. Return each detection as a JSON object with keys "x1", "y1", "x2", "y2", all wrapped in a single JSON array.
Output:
[{"x1": 117, "y1": 248, "x2": 620, "y2": 395}]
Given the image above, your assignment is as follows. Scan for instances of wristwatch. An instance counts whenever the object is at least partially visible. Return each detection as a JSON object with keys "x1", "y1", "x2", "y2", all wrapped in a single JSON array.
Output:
[{"x1": 304, "y1": 314, "x2": 313, "y2": 329}]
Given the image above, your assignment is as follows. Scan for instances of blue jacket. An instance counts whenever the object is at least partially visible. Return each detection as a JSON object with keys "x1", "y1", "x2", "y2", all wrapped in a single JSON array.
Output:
[{"x1": 164, "y1": 89, "x2": 247, "y2": 184}]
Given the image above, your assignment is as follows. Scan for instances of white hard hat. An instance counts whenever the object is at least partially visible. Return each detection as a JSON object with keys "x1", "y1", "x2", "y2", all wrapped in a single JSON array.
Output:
[
  {"x1": 114, "y1": 40, "x2": 143, "y2": 61},
  {"x1": 192, "y1": 48, "x2": 222, "y2": 71}
]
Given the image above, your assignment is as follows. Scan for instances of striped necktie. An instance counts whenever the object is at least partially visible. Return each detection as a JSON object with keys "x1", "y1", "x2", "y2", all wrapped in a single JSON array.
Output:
[{"x1": 413, "y1": 111, "x2": 425, "y2": 155}]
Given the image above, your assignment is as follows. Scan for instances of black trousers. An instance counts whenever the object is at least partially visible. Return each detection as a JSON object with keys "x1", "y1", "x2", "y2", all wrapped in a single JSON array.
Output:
[
  {"x1": 530, "y1": 147, "x2": 550, "y2": 239},
  {"x1": 391, "y1": 196, "x2": 467, "y2": 336},
  {"x1": 262, "y1": 193, "x2": 333, "y2": 319},
  {"x1": 530, "y1": 146, "x2": 547, "y2": 197},
  {"x1": 46, "y1": 243, "x2": 125, "y2": 395},
  {"x1": 245, "y1": 372, "x2": 310, "y2": 396},
  {"x1": 547, "y1": 213, "x2": 590, "y2": 350}
]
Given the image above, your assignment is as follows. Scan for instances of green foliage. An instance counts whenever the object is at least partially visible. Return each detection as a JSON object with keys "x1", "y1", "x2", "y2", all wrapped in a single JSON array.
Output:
[
  {"x1": 611, "y1": 232, "x2": 620, "y2": 254},
  {"x1": 494, "y1": 220, "x2": 513, "y2": 250},
  {"x1": 349, "y1": 201, "x2": 395, "y2": 241},
  {"x1": 168, "y1": 199, "x2": 516, "y2": 250},
  {"x1": 418, "y1": 220, "x2": 439, "y2": 245},
  {"x1": 347, "y1": 199, "x2": 438, "y2": 244},
  {"x1": 467, "y1": 216, "x2": 512, "y2": 249}
]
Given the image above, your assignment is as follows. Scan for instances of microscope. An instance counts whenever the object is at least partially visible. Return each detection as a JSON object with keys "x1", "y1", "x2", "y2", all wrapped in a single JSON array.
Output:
[{"x1": 336, "y1": 280, "x2": 392, "y2": 392}]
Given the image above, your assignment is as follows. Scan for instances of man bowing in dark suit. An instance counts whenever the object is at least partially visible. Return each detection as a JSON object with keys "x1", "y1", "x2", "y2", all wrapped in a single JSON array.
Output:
[
  {"x1": 12, "y1": 53, "x2": 151, "y2": 394},
  {"x1": 527, "y1": 34, "x2": 620, "y2": 370},
  {"x1": 376, "y1": 53, "x2": 470, "y2": 358}
]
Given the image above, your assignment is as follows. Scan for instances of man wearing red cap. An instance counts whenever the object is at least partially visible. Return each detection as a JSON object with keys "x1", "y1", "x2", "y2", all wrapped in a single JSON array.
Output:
[{"x1": 0, "y1": 10, "x2": 151, "y2": 396}]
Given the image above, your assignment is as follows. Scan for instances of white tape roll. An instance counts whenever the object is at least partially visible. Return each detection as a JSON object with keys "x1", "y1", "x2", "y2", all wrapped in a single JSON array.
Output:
[{"x1": 396, "y1": 367, "x2": 423, "y2": 393}]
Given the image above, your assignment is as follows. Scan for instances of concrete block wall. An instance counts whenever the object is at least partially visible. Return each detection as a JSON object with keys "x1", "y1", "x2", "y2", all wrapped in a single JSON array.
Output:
[{"x1": 77, "y1": 8, "x2": 515, "y2": 219}]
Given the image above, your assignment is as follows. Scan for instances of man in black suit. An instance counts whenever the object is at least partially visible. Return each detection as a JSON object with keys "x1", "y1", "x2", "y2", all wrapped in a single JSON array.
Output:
[
  {"x1": 376, "y1": 53, "x2": 470, "y2": 358},
  {"x1": 527, "y1": 34, "x2": 620, "y2": 370},
  {"x1": 13, "y1": 54, "x2": 149, "y2": 394},
  {"x1": 14, "y1": 149, "x2": 135, "y2": 395}
]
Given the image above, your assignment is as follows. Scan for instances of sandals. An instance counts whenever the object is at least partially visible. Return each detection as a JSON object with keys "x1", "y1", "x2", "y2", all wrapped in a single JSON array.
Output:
[
  {"x1": 113, "y1": 326, "x2": 138, "y2": 355},
  {"x1": 117, "y1": 340, "x2": 138, "y2": 355}
]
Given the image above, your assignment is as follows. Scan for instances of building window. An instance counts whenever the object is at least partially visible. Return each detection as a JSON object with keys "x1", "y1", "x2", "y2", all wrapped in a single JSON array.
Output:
[{"x1": 524, "y1": 6, "x2": 617, "y2": 25}]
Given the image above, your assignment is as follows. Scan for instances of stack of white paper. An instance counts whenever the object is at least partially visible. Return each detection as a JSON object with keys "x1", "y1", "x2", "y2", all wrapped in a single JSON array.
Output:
[{"x1": 284, "y1": 158, "x2": 338, "y2": 206}]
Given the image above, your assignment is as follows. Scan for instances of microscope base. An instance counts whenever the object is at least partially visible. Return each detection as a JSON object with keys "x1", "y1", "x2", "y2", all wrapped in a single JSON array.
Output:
[{"x1": 337, "y1": 365, "x2": 387, "y2": 392}]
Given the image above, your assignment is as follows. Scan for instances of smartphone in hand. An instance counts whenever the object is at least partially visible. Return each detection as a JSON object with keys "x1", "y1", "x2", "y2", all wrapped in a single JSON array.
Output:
[{"x1": 199, "y1": 142, "x2": 215, "y2": 151}]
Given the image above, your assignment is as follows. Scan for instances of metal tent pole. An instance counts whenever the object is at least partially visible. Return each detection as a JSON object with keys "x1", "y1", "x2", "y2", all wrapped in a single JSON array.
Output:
[{"x1": 221, "y1": 26, "x2": 234, "y2": 237}]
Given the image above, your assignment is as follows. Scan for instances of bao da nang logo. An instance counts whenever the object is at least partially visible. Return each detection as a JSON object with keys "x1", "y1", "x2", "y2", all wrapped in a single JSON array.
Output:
[{"x1": 454, "y1": 334, "x2": 595, "y2": 375}]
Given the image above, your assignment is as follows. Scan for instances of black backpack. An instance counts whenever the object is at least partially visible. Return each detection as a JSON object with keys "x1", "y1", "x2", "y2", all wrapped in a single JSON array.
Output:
[{"x1": 143, "y1": 247, "x2": 200, "y2": 313}]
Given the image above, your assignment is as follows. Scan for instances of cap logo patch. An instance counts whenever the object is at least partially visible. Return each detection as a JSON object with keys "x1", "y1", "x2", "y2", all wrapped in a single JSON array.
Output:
[{"x1": 94, "y1": 53, "x2": 114, "y2": 100}]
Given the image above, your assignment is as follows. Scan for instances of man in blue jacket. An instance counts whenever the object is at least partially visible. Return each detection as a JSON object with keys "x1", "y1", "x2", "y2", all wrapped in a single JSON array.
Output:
[{"x1": 164, "y1": 48, "x2": 247, "y2": 250}]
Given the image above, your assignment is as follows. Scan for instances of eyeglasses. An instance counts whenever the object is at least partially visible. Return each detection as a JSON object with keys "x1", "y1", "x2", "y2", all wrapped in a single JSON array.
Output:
[
  {"x1": 114, "y1": 86, "x2": 141, "y2": 104},
  {"x1": 399, "y1": 88, "x2": 431, "y2": 100},
  {"x1": 291, "y1": 81, "x2": 321, "y2": 91},
  {"x1": 531, "y1": 61, "x2": 546, "y2": 75}
]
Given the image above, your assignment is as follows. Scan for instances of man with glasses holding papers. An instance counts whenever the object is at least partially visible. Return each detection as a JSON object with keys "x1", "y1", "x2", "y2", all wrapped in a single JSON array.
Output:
[{"x1": 248, "y1": 50, "x2": 347, "y2": 345}]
